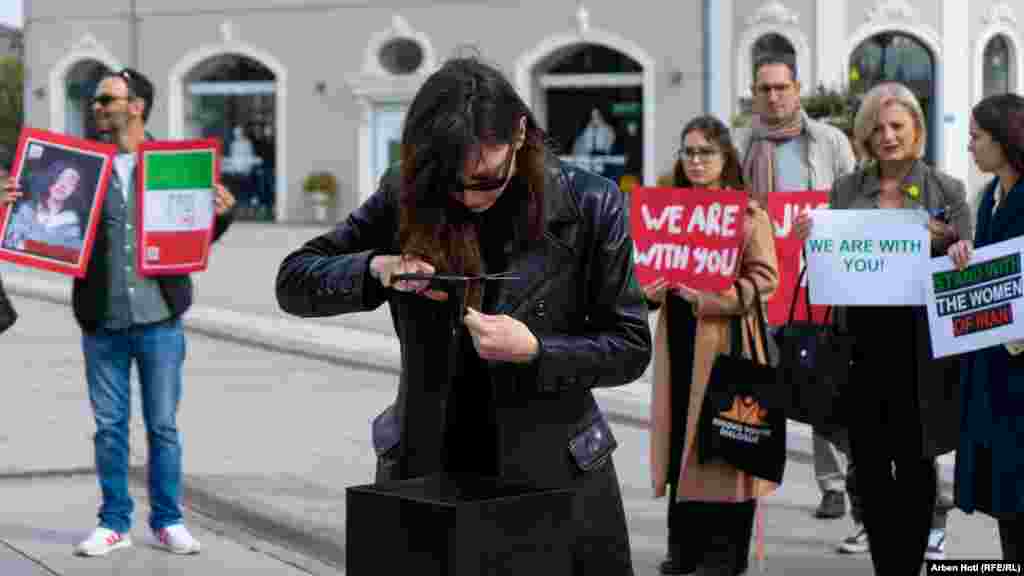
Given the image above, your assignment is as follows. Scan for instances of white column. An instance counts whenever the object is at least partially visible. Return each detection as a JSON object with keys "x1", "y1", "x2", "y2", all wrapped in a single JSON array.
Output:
[
  {"x1": 816, "y1": 0, "x2": 847, "y2": 90},
  {"x1": 704, "y1": 0, "x2": 733, "y2": 120},
  {"x1": 940, "y1": 0, "x2": 970, "y2": 183}
]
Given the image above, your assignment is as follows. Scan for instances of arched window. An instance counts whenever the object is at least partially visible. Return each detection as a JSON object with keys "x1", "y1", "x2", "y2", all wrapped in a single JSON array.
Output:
[
  {"x1": 850, "y1": 32, "x2": 935, "y2": 162},
  {"x1": 983, "y1": 35, "x2": 1012, "y2": 97},
  {"x1": 538, "y1": 43, "x2": 644, "y2": 190},
  {"x1": 184, "y1": 54, "x2": 277, "y2": 220},
  {"x1": 64, "y1": 59, "x2": 110, "y2": 139}
]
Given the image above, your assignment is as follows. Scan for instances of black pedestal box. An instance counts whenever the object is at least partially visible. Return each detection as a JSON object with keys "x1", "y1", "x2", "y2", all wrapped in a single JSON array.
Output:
[{"x1": 345, "y1": 474, "x2": 574, "y2": 575}]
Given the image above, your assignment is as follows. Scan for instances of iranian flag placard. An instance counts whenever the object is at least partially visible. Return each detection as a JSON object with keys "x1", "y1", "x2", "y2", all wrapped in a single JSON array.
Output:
[{"x1": 136, "y1": 139, "x2": 221, "y2": 276}]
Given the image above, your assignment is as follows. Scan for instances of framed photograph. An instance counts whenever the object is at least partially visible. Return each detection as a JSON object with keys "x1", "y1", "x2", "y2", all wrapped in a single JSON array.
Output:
[
  {"x1": 0, "y1": 128, "x2": 116, "y2": 277},
  {"x1": 136, "y1": 139, "x2": 221, "y2": 276}
]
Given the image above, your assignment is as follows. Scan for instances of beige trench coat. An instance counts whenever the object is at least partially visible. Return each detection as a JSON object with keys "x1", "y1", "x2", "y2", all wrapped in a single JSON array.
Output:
[{"x1": 649, "y1": 202, "x2": 780, "y2": 502}]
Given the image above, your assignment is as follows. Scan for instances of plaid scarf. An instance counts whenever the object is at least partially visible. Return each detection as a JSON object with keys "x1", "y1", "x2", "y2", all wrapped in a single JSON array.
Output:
[{"x1": 743, "y1": 110, "x2": 807, "y2": 208}]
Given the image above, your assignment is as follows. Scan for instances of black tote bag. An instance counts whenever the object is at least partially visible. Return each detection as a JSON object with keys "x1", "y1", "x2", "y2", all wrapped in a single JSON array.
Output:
[
  {"x1": 774, "y1": 264, "x2": 854, "y2": 437},
  {"x1": 698, "y1": 281, "x2": 787, "y2": 484}
]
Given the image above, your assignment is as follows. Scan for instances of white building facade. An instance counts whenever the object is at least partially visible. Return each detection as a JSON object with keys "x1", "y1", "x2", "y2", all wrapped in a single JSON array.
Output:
[{"x1": 22, "y1": 0, "x2": 1024, "y2": 222}]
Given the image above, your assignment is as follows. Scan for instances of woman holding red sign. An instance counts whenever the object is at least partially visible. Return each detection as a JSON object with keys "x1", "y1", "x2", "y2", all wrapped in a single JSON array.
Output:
[
  {"x1": 647, "y1": 115, "x2": 779, "y2": 576},
  {"x1": 795, "y1": 82, "x2": 970, "y2": 575}
]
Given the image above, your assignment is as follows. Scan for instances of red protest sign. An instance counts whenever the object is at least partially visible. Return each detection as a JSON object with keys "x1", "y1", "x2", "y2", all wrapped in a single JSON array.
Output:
[
  {"x1": 631, "y1": 187, "x2": 747, "y2": 292},
  {"x1": 766, "y1": 191, "x2": 830, "y2": 325}
]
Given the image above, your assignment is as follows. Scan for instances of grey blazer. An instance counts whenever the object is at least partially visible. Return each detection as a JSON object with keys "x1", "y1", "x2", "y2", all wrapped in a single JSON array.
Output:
[
  {"x1": 828, "y1": 160, "x2": 970, "y2": 458},
  {"x1": 829, "y1": 159, "x2": 972, "y2": 255}
]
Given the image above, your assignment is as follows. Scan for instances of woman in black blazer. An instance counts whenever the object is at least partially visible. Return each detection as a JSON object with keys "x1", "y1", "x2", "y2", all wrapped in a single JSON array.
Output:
[
  {"x1": 948, "y1": 93, "x2": 1024, "y2": 561},
  {"x1": 796, "y1": 82, "x2": 970, "y2": 575}
]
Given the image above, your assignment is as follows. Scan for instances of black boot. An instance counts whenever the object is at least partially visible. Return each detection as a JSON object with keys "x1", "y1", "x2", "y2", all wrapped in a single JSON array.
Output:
[
  {"x1": 660, "y1": 549, "x2": 692, "y2": 575},
  {"x1": 662, "y1": 498, "x2": 698, "y2": 574}
]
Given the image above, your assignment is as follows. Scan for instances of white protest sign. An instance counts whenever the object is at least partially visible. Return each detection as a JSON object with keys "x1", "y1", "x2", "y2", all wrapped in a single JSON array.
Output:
[
  {"x1": 805, "y1": 209, "x2": 930, "y2": 305},
  {"x1": 926, "y1": 236, "x2": 1024, "y2": 358}
]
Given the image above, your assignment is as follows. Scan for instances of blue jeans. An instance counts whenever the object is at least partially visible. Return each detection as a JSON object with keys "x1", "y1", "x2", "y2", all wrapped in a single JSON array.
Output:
[{"x1": 82, "y1": 318, "x2": 186, "y2": 533}]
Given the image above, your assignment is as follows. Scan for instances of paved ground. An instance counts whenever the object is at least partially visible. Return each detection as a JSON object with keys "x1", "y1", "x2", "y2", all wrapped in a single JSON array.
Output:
[
  {"x1": 0, "y1": 222, "x2": 990, "y2": 574},
  {"x1": 0, "y1": 296, "x2": 1004, "y2": 575}
]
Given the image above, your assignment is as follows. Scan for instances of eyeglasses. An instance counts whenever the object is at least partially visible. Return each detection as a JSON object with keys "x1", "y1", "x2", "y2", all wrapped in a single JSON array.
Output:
[
  {"x1": 457, "y1": 146, "x2": 517, "y2": 192},
  {"x1": 755, "y1": 83, "x2": 794, "y2": 96},
  {"x1": 92, "y1": 94, "x2": 130, "y2": 107},
  {"x1": 677, "y1": 146, "x2": 722, "y2": 162}
]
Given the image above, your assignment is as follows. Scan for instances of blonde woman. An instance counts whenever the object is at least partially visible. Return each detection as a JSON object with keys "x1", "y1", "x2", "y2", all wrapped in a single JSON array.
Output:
[{"x1": 795, "y1": 82, "x2": 970, "y2": 574}]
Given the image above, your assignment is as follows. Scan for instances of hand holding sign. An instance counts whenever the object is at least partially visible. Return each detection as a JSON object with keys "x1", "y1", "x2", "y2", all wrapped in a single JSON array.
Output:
[
  {"x1": 642, "y1": 277, "x2": 670, "y2": 304},
  {"x1": 948, "y1": 239, "x2": 974, "y2": 271},
  {"x1": 631, "y1": 187, "x2": 747, "y2": 292},
  {"x1": 673, "y1": 283, "x2": 700, "y2": 304},
  {"x1": 1, "y1": 177, "x2": 21, "y2": 208},
  {"x1": 213, "y1": 183, "x2": 235, "y2": 216},
  {"x1": 794, "y1": 209, "x2": 813, "y2": 242}
]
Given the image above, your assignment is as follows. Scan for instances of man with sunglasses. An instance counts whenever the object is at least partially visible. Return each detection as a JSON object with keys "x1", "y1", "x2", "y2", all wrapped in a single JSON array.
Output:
[{"x1": 70, "y1": 68, "x2": 235, "y2": 556}]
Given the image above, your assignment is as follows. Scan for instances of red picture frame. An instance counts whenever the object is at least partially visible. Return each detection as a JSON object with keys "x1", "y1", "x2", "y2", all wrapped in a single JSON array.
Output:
[
  {"x1": 0, "y1": 128, "x2": 116, "y2": 278},
  {"x1": 135, "y1": 139, "x2": 221, "y2": 276}
]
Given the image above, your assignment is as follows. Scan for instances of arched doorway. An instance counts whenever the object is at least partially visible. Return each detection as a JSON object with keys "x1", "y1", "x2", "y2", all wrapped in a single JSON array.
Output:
[
  {"x1": 64, "y1": 59, "x2": 110, "y2": 139},
  {"x1": 183, "y1": 54, "x2": 277, "y2": 220},
  {"x1": 533, "y1": 43, "x2": 645, "y2": 193},
  {"x1": 849, "y1": 32, "x2": 936, "y2": 163}
]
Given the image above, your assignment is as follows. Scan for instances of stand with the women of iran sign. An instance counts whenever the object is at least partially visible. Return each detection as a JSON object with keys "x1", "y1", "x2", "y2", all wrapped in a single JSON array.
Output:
[
  {"x1": 136, "y1": 139, "x2": 221, "y2": 276},
  {"x1": 925, "y1": 236, "x2": 1024, "y2": 358}
]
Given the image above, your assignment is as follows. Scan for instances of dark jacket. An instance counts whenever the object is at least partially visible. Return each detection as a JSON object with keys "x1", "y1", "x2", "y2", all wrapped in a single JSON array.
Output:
[
  {"x1": 276, "y1": 157, "x2": 651, "y2": 575},
  {"x1": 830, "y1": 160, "x2": 970, "y2": 458},
  {"x1": 71, "y1": 153, "x2": 234, "y2": 332},
  {"x1": 955, "y1": 176, "x2": 1024, "y2": 515},
  {"x1": 0, "y1": 273, "x2": 16, "y2": 334}
]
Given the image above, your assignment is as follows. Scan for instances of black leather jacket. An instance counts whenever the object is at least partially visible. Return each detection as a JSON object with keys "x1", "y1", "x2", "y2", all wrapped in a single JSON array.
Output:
[{"x1": 276, "y1": 157, "x2": 651, "y2": 485}]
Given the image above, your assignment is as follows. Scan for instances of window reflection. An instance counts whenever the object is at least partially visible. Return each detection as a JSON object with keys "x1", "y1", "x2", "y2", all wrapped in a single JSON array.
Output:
[
  {"x1": 184, "y1": 54, "x2": 277, "y2": 220},
  {"x1": 983, "y1": 35, "x2": 1012, "y2": 97}
]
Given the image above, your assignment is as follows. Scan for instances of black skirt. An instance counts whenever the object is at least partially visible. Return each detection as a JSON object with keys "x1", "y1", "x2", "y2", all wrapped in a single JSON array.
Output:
[{"x1": 665, "y1": 293, "x2": 698, "y2": 482}]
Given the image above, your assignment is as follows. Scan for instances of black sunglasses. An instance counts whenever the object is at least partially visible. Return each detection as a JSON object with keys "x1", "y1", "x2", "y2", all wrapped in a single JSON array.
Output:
[
  {"x1": 92, "y1": 94, "x2": 130, "y2": 107},
  {"x1": 457, "y1": 146, "x2": 517, "y2": 192}
]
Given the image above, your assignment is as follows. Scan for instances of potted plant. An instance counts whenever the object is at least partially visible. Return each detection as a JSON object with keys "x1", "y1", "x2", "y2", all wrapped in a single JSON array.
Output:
[{"x1": 303, "y1": 170, "x2": 337, "y2": 223}]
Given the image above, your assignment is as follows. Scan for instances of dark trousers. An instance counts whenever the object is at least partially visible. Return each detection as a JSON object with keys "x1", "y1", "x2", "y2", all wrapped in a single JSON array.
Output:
[
  {"x1": 845, "y1": 458, "x2": 951, "y2": 528},
  {"x1": 667, "y1": 481, "x2": 755, "y2": 576},
  {"x1": 999, "y1": 517, "x2": 1023, "y2": 561},
  {"x1": 974, "y1": 445, "x2": 1022, "y2": 561},
  {"x1": 849, "y1": 435, "x2": 936, "y2": 576}
]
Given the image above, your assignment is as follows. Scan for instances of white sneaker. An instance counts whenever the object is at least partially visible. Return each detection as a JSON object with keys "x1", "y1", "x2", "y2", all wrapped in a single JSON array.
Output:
[
  {"x1": 74, "y1": 527, "x2": 132, "y2": 557},
  {"x1": 155, "y1": 524, "x2": 201, "y2": 555},
  {"x1": 837, "y1": 525, "x2": 869, "y2": 554},
  {"x1": 925, "y1": 528, "x2": 946, "y2": 561}
]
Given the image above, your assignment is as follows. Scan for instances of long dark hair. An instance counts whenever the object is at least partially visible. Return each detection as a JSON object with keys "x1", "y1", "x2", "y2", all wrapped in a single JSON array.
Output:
[
  {"x1": 671, "y1": 115, "x2": 745, "y2": 190},
  {"x1": 398, "y1": 57, "x2": 548, "y2": 307},
  {"x1": 972, "y1": 93, "x2": 1024, "y2": 177},
  {"x1": 37, "y1": 160, "x2": 84, "y2": 210}
]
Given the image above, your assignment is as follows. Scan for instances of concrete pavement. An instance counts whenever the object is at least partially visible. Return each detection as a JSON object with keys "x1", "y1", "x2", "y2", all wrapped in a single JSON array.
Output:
[
  {"x1": 0, "y1": 472, "x2": 342, "y2": 575},
  {"x1": 2, "y1": 297, "x2": 1002, "y2": 576},
  {"x1": 0, "y1": 222, "x2": 963, "y2": 572},
  {"x1": 0, "y1": 222, "x2": 956, "y2": 479}
]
